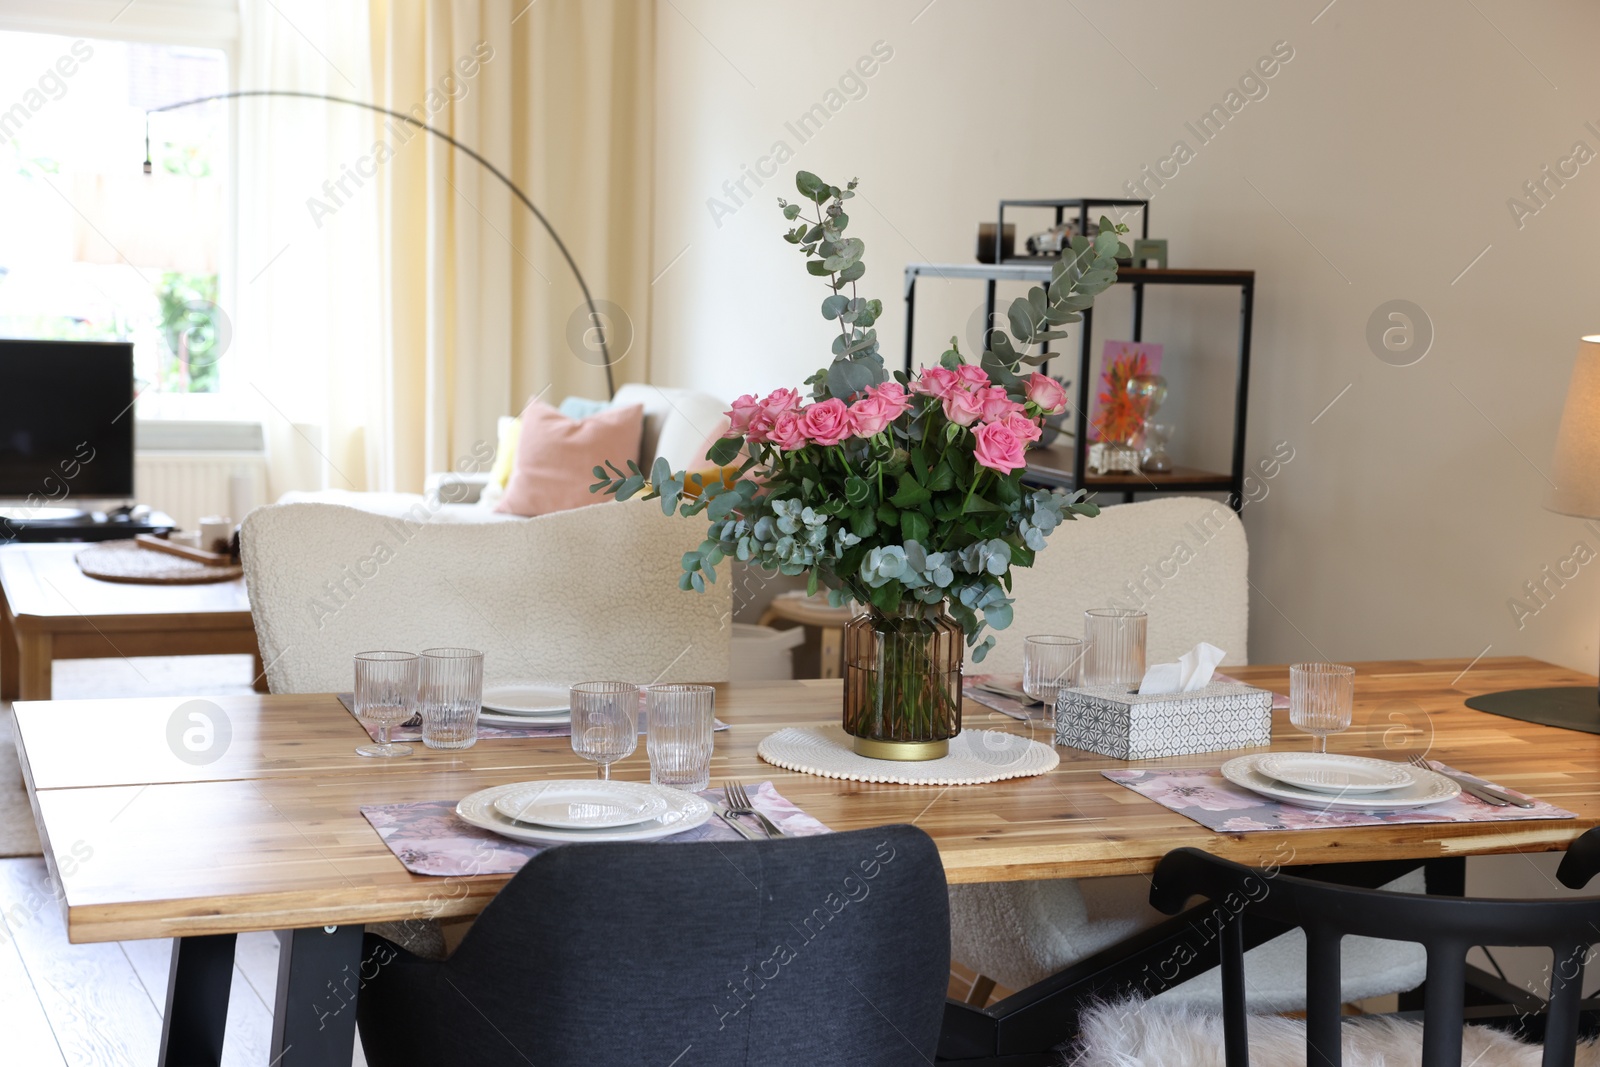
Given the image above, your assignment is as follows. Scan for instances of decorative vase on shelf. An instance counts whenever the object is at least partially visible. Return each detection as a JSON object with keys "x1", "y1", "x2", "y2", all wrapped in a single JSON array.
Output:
[{"x1": 842, "y1": 601, "x2": 963, "y2": 761}]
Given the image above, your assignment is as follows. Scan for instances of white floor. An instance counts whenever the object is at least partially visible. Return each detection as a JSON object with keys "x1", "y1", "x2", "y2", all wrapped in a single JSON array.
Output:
[{"x1": 0, "y1": 656, "x2": 367, "y2": 1066}]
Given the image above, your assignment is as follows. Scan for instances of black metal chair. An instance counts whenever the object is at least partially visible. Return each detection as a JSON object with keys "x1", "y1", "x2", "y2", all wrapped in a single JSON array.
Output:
[
  {"x1": 356, "y1": 824, "x2": 950, "y2": 1067},
  {"x1": 1144, "y1": 828, "x2": 1600, "y2": 1067}
]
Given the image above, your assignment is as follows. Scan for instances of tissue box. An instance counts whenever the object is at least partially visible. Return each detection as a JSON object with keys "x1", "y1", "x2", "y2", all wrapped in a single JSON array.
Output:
[{"x1": 1055, "y1": 681, "x2": 1273, "y2": 760}]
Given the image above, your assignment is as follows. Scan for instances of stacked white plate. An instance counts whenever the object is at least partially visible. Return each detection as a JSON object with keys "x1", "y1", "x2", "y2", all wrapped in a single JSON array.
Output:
[
  {"x1": 478, "y1": 683, "x2": 572, "y2": 727},
  {"x1": 1222, "y1": 752, "x2": 1461, "y2": 811},
  {"x1": 456, "y1": 779, "x2": 713, "y2": 844}
]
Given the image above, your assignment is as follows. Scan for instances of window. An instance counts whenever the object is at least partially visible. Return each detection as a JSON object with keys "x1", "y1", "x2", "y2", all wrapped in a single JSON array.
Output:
[{"x1": 0, "y1": 29, "x2": 234, "y2": 418}]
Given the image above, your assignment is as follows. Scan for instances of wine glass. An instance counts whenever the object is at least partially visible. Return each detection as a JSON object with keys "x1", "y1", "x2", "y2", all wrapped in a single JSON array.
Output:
[
  {"x1": 1023, "y1": 635, "x2": 1083, "y2": 712},
  {"x1": 570, "y1": 681, "x2": 639, "y2": 780},
  {"x1": 353, "y1": 651, "x2": 418, "y2": 758},
  {"x1": 1290, "y1": 663, "x2": 1355, "y2": 753}
]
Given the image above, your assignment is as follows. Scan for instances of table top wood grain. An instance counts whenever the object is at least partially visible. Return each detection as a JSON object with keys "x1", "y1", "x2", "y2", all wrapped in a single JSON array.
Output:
[
  {"x1": 0, "y1": 542, "x2": 250, "y2": 629},
  {"x1": 14, "y1": 657, "x2": 1599, "y2": 944}
]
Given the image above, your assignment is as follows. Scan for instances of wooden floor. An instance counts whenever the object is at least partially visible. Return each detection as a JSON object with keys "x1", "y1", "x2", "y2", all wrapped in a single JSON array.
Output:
[{"x1": 0, "y1": 856, "x2": 368, "y2": 1065}]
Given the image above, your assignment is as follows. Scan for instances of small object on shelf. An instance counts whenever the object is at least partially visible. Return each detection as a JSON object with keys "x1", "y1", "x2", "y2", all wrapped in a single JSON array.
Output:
[
  {"x1": 1132, "y1": 238, "x2": 1168, "y2": 268},
  {"x1": 1126, "y1": 373, "x2": 1173, "y2": 473},
  {"x1": 975, "y1": 222, "x2": 1015, "y2": 264},
  {"x1": 135, "y1": 532, "x2": 231, "y2": 565},
  {"x1": 1088, "y1": 442, "x2": 1141, "y2": 475}
]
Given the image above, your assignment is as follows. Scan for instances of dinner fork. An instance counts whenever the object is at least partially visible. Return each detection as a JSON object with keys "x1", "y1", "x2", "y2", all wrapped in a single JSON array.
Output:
[
  {"x1": 1406, "y1": 754, "x2": 1525, "y2": 808},
  {"x1": 722, "y1": 780, "x2": 784, "y2": 838}
]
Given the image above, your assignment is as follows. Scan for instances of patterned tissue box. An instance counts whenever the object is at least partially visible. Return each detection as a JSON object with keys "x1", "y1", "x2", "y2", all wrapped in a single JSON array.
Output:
[{"x1": 1055, "y1": 681, "x2": 1273, "y2": 761}]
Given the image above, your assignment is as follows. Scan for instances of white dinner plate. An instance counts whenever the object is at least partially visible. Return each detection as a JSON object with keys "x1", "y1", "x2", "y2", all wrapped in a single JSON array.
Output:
[
  {"x1": 1255, "y1": 753, "x2": 1415, "y2": 795},
  {"x1": 457, "y1": 782, "x2": 713, "y2": 844},
  {"x1": 481, "y1": 683, "x2": 570, "y2": 717},
  {"x1": 1222, "y1": 754, "x2": 1460, "y2": 811},
  {"x1": 479, "y1": 707, "x2": 570, "y2": 728},
  {"x1": 492, "y1": 780, "x2": 668, "y2": 830}
]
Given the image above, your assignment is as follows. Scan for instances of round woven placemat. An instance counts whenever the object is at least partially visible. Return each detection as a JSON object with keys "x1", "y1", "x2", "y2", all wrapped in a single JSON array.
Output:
[
  {"x1": 757, "y1": 724, "x2": 1058, "y2": 786},
  {"x1": 75, "y1": 540, "x2": 242, "y2": 585}
]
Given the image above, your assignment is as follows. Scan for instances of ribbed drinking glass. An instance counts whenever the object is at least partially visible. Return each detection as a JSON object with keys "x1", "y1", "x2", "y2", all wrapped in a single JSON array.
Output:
[
  {"x1": 570, "y1": 681, "x2": 639, "y2": 780},
  {"x1": 1082, "y1": 608, "x2": 1148, "y2": 689},
  {"x1": 1290, "y1": 662, "x2": 1356, "y2": 753},
  {"x1": 646, "y1": 684, "x2": 715, "y2": 791},
  {"x1": 1023, "y1": 635, "x2": 1084, "y2": 711},
  {"x1": 419, "y1": 647, "x2": 483, "y2": 750},
  {"x1": 354, "y1": 651, "x2": 418, "y2": 758}
]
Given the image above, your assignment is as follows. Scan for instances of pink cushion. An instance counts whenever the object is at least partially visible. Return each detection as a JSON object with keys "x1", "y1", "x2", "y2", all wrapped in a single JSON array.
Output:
[{"x1": 494, "y1": 399, "x2": 644, "y2": 517}]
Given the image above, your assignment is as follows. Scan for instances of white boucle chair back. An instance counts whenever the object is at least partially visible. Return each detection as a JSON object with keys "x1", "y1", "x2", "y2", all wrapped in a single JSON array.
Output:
[
  {"x1": 241, "y1": 499, "x2": 731, "y2": 694},
  {"x1": 983, "y1": 496, "x2": 1249, "y2": 677}
]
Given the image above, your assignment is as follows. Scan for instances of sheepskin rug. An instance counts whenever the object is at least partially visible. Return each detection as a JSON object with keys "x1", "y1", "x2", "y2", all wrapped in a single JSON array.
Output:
[{"x1": 1068, "y1": 999, "x2": 1600, "y2": 1066}]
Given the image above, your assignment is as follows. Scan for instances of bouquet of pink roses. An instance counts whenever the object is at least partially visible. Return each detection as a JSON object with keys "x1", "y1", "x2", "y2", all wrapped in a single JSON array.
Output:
[{"x1": 594, "y1": 171, "x2": 1127, "y2": 663}]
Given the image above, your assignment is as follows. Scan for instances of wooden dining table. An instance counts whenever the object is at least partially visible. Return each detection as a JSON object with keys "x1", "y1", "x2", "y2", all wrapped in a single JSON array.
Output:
[{"x1": 13, "y1": 656, "x2": 1600, "y2": 1065}]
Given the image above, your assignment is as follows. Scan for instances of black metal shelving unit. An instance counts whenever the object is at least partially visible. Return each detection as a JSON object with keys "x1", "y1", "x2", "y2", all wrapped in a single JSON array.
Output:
[{"x1": 901, "y1": 199, "x2": 1255, "y2": 512}]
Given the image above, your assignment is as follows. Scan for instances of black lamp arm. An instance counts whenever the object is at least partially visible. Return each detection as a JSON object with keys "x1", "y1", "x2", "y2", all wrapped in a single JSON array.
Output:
[{"x1": 146, "y1": 89, "x2": 614, "y2": 398}]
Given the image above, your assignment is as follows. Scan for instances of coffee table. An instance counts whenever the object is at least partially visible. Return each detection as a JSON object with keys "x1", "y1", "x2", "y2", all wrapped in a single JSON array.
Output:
[{"x1": 0, "y1": 542, "x2": 262, "y2": 700}]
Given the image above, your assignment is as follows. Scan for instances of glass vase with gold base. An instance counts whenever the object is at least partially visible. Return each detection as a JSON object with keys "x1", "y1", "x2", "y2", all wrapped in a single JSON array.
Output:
[{"x1": 842, "y1": 601, "x2": 962, "y2": 760}]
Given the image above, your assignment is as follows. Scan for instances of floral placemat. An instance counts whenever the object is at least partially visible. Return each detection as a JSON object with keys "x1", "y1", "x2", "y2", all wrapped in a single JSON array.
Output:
[
  {"x1": 1104, "y1": 762, "x2": 1576, "y2": 833},
  {"x1": 360, "y1": 781, "x2": 829, "y2": 876},
  {"x1": 336, "y1": 693, "x2": 728, "y2": 743}
]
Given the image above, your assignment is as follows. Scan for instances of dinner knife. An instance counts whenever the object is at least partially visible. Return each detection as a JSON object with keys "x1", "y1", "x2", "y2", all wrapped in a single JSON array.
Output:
[
  {"x1": 1432, "y1": 771, "x2": 1535, "y2": 809},
  {"x1": 714, "y1": 805, "x2": 765, "y2": 840}
]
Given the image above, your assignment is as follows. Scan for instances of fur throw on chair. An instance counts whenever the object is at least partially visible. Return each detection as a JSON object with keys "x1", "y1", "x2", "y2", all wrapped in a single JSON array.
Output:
[{"x1": 1068, "y1": 999, "x2": 1600, "y2": 1066}]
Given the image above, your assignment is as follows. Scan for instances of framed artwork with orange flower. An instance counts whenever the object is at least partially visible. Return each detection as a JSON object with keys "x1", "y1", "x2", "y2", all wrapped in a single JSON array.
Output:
[{"x1": 1089, "y1": 340, "x2": 1164, "y2": 443}]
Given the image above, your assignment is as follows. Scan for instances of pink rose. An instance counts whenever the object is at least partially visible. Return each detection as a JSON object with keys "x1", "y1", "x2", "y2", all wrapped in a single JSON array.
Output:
[
  {"x1": 871, "y1": 381, "x2": 913, "y2": 417},
  {"x1": 978, "y1": 385, "x2": 1022, "y2": 422},
  {"x1": 800, "y1": 397, "x2": 853, "y2": 446},
  {"x1": 942, "y1": 388, "x2": 985, "y2": 426},
  {"x1": 749, "y1": 387, "x2": 802, "y2": 440},
  {"x1": 1026, "y1": 373, "x2": 1068, "y2": 415},
  {"x1": 766, "y1": 410, "x2": 808, "y2": 451},
  {"x1": 1000, "y1": 410, "x2": 1043, "y2": 444},
  {"x1": 912, "y1": 366, "x2": 962, "y2": 399},
  {"x1": 954, "y1": 364, "x2": 991, "y2": 392},
  {"x1": 972, "y1": 421, "x2": 1027, "y2": 474},
  {"x1": 849, "y1": 394, "x2": 895, "y2": 437},
  {"x1": 725, "y1": 393, "x2": 761, "y2": 436},
  {"x1": 849, "y1": 382, "x2": 914, "y2": 437}
]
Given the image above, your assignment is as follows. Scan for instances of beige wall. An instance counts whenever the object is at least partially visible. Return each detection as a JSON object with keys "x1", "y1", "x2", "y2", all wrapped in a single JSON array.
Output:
[{"x1": 651, "y1": 0, "x2": 1600, "y2": 677}]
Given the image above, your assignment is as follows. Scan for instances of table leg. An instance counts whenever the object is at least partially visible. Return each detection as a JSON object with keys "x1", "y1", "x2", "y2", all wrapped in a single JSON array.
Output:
[
  {"x1": 18, "y1": 631, "x2": 50, "y2": 700},
  {"x1": 252, "y1": 650, "x2": 270, "y2": 693},
  {"x1": 271, "y1": 925, "x2": 364, "y2": 1067},
  {"x1": 819, "y1": 626, "x2": 843, "y2": 680},
  {"x1": 0, "y1": 592, "x2": 16, "y2": 702},
  {"x1": 158, "y1": 933, "x2": 237, "y2": 1067}
]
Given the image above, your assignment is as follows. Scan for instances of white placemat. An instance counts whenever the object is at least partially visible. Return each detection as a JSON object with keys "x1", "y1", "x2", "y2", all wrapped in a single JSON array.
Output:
[{"x1": 757, "y1": 725, "x2": 1058, "y2": 785}]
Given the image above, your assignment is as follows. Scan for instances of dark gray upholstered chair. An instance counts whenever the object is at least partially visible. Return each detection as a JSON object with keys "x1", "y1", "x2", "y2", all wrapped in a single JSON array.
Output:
[{"x1": 357, "y1": 824, "x2": 949, "y2": 1067}]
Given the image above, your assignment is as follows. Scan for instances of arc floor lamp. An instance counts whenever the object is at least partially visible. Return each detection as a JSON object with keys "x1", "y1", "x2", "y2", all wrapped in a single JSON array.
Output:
[{"x1": 145, "y1": 90, "x2": 617, "y2": 397}]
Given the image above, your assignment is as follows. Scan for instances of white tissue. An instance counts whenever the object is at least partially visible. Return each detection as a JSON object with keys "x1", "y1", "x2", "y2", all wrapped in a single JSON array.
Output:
[{"x1": 1137, "y1": 642, "x2": 1226, "y2": 695}]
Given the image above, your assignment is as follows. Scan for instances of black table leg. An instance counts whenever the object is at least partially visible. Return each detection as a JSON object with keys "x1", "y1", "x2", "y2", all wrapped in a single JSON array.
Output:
[
  {"x1": 159, "y1": 933, "x2": 237, "y2": 1067},
  {"x1": 271, "y1": 925, "x2": 365, "y2": 1067}
]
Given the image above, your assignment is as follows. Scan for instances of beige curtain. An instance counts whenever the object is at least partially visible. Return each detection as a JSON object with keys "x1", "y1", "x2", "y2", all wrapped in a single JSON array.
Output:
[
  {"x1": 369, "y1": 0, "x2": 655, "y2": 492},
  {"x1": 236, "y1": 0, "x2": 382, "y2": 497}
]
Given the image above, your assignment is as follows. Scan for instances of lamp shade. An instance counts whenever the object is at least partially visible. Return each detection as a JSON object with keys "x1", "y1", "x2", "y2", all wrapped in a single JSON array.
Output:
[{"x1": 1546, "y1": 335, "x2": 1600, "y2": 519}]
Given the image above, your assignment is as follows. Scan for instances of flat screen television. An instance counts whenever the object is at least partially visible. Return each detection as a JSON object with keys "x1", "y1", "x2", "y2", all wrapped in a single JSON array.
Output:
[{"x1": 0, "y1": 339, "x2": 135, "y2": 502}]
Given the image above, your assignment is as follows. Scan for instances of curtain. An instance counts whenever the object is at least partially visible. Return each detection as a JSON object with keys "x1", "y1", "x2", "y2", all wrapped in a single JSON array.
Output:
[
  {"x1": 236, "y1": 0, "x2": 382, "y2": 496},
  {"x1": 237, "y1": 0, "x2": 654, "y2": 497},
  {"x1": 369, "y1": 0, "x2": 655, "y2": 492}
]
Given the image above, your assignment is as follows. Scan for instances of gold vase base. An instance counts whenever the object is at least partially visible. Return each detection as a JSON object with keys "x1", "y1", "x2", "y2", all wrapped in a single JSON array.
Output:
[{"x1": 851, "y1": 736, "x2": 950, "y2": 761}]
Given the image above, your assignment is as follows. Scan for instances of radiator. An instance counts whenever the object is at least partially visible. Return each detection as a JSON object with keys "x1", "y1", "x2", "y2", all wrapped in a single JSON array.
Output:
[{"x1": 134, "y1": 452, "x2": 269, "y2": 532}]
